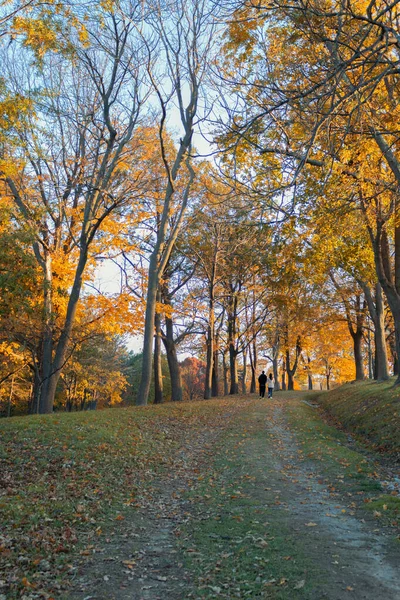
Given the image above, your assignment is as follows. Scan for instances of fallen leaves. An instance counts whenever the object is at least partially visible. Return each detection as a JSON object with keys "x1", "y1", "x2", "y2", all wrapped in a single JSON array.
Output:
[{"x1": 0, "y1": 398, "x2": 243, "y2": 598}]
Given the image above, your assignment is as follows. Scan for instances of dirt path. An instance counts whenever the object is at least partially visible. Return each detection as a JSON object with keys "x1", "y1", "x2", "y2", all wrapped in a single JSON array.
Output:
[
  {"x1": 67, "y1": 426, "x2": 222, "y2": 600},
  {"x1": 67, "y1": 395, "x2": 400, "y2": 600},
  {"x1": 249, "y1": 401, "x2": 400, "y2": 599}
]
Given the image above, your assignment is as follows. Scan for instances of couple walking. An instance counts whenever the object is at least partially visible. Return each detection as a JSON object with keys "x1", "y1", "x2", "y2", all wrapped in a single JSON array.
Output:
[{"x1": 258, "y1": 371, "x2": 274, "y2": 398}]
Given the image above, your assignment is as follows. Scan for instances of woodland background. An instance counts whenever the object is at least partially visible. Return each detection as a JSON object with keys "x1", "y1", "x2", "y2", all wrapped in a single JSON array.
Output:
[{"x1": 1, "y1": 0, "x2": 400, "y2": 417}]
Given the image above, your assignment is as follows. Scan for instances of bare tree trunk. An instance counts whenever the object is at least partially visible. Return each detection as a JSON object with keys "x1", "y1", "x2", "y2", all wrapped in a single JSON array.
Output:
[
  {"x1": 281, "y1": 356, "x2": 287, "y2": 391},
  {"x1": 272, "y1": 330, "x2": 280, "y2": 391},
  {"x1": 227, "y1": 285, "x2": 239, "y2": 395},
  {"x1": 204, "y1": 294, "x2": 214, "y2": 399},
  {"x1": 154, "y1": 292, "x2": 164, "y2": 404},
  {"x1": 30, "y1": 362, "x2": 41, "y2": 415},
  {"x1": 287, "y1": 350, "x2": 295, "y2": 390},
  {"x1": 361, "y1": 282, "x2": 389, "y2": 380},
  {"x1": 163, "y1": 318, "x2": 183, "y2": 402},
  {"x1": 205, "y1": 243, "x2": 217, "y2": 399},
  {"x1": 249, "y1": 339, "x2": 257, "y2": 393},
  {"x1": 286, "y1": 336, "x2": 301, "y2": 391},
  {"x1": 370, "y1": 133, "x2": 400, "y2": 382},
  {"x1": 367, "y1": 328, "x2": 374, "y2": 379},
  {"x1": 241, "y1": 349, "x2": 247, "y2": 394},
  {"x1": 137, "y1": 256, "x2": 158, "y2": 405},
  {"x1": 353, "y1": 331, "x2": 364, "y2": 381},
  {"x1": 223, "y1": 351, "x2": 229, "y2": 396},
  {"x1": 39, "y1": 252, "x2": 54, "y2": 413},
  {"x1": 137, "y1": 0, "x2": 211, "y2": 404},
  {"x1": 161, "y1": 278, "x2": 183, "y2": 402},
  {"x1": 229, "y1": 345, "x2": 239, "y2": 394},
  {"x1": 212, "y1": 345, "x2": 219, "y2": 397},
  {"x1": 307, "y1": 355, "x2": 313, "y2": 390}
]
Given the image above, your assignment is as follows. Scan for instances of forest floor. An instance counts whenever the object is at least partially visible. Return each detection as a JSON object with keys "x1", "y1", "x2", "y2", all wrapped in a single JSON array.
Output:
[
  {"x1": 66, "y1": 392, "x2": 400, "y2": 600},
  {"x1": 1, "y1": 391, "x2": 400, "y2": 600}
]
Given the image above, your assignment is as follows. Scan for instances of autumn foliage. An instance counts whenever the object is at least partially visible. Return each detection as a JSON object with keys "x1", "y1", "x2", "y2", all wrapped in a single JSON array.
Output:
[{"x1": 1, "y1": 0, "x2": 400, "y2": 416}]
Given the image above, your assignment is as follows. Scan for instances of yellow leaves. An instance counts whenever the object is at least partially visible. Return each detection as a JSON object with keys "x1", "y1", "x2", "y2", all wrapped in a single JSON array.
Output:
[
  {"x1": 0, "y1": 94, "x2": 33, "y2": 133},
  {"x1": 13, "y1": 17, "x2": 59, "y2": 56},
  {"x1": 155, "y1": 301, "x2": 173, "y2": 319},
  {"x1": 99, "y1": 0, "x2": 117, "y2": 11},
  {"x1": 0, "y1": 341, "x2": 25, "y2": 363},
  {"x1": 83, "y1": 291, "x2": 143, "y2": 337}
]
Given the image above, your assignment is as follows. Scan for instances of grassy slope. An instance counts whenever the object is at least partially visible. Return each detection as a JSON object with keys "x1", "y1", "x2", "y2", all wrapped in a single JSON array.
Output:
[
  {"x1": 0, "y1": 400, "x2": 239, "y2": 599},
  {"x1": 315, "y1": 378, "x2": 400, "y2": 455}
]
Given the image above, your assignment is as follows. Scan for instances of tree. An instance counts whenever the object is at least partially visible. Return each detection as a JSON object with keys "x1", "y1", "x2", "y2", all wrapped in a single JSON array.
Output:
[
  {"x1": 220, "y1": 0, "x2": 400, "y2": 383},
  {"x1": 1, "y1": 3, "x2": 151, "y2": 412},
  {"x1": 136, "y1": 0, "x2": 221, "y2": 405},
  {"x1": 180, "y1": 356, "x2": 205, "y2": 401}
]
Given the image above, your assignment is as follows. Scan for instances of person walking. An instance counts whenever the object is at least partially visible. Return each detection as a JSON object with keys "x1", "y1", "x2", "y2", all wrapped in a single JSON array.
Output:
[
  {"x1": 267, "y1": 373, "x2": 274, "y2": 398},
  {"x1": 258, "y1": 370, "x2": 267, "y2": 398}
]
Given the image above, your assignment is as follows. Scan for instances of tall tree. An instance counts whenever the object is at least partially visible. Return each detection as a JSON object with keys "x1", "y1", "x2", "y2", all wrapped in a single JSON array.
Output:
[
  {"x1": 136, "y1": 0, "x2": 220, "y2": 405},
  {"x1": 1, "y1": 4, "x2": 150, "y2": 412}
]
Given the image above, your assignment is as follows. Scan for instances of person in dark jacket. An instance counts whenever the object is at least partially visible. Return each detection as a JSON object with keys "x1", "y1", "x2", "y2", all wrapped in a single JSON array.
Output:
[{"x1": 258, "y1": 371, "x2": 267, "y2": 398}]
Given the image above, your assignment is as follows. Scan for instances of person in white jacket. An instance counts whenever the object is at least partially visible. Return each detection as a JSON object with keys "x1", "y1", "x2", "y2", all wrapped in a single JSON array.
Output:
[{"x1": 267, "y1": 373, "x2": 274, "y2": 398}]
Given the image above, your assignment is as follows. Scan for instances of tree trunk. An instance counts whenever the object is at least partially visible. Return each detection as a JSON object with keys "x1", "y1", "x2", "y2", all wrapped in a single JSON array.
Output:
[
  {"x1": 362, "y1": 282, "x2": 389, "y2": 380},
  {"x1": 212, "y1": 346, "x2": 219, "y2": 397},
  {"x1": 392, "y1": 311, "x2": 400, "y2": 377},
  {"x1": 286, "y1": 336, "x2": 301, "y2": 391},
  {"x1": 137, "y1": 105, "x2": 196, "y2": 405},
  {"x1": 353, "y1": 331, "x2": 365, "y2": 381},
  {"x1": 40, "y1": 246, "x2": 89, "y2": 413},
  {"x1": 367, "y1": 329, "x2": 374, "y2": 379},
  {"x1": 137, "y1": 254, "x2": 158, "y2": 405},
  {"x1": 272, "y1": 335, "x2": 280, "y2": 391},
  {"x1": 241, "y1": 349, "x2": 247, "y2": 394},
  {"x1": 287, "y1": 354, "x2": 295, "y2": 391},
  {"x1": 161, "y1": 280, "x2": 183, "y2": 402},
  {"x1": 229, "y1": 345, "x2": 239, "y2": 394},
  {"x1": 249, "y1": 339, "x2": 257, "y2": 393},
  {"x1": 154, "y1": 293, "x2": 164, "y2": 404},
  {"x1": 281, "y1": 357, "x2": 286, "y2": 391},
  {"x1": 371, "y1": 132, "x2": 400, "y2": 382},
  {"x1": 163, "y1": 326, "x2": 183, "y2": 402},
  {"x1": 223, "y1": 351, "x2": 229, "y2": 396},
  {"x1": 39, "y1": 251, "x2": 54, "y2": 413},
  {"x1": 204, "y1": 312, "x2": 214, "y2": 400},
  {"x1": 374, "y1": 284, "x2": 390, "y2": 380},
  {"x1": 307, "y1": 356, "x2": 313, "y2": 390},
  {"x1": 30, "y1": 363, "x2": 41, "y2": 414}
]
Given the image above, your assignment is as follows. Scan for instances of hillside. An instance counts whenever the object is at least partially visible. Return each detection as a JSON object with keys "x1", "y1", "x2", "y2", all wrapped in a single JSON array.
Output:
[{"x1": 315, "y1": 379, "x2": 400, "y2": 457}]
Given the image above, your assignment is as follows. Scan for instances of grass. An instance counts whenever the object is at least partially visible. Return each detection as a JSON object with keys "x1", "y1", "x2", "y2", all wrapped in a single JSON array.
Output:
[
  {"x1": 284, "y1": 392, "x2": 400, "y2": 526},
  {"x1": 0, "y1": 399, "x2": 240, "y2": 599},
  {"x1": 1, "y1": 384, "x2": 399, "y2": 598},
  {"x1": 315, "y1": 378, "x2": 400, "y2": 455}
]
